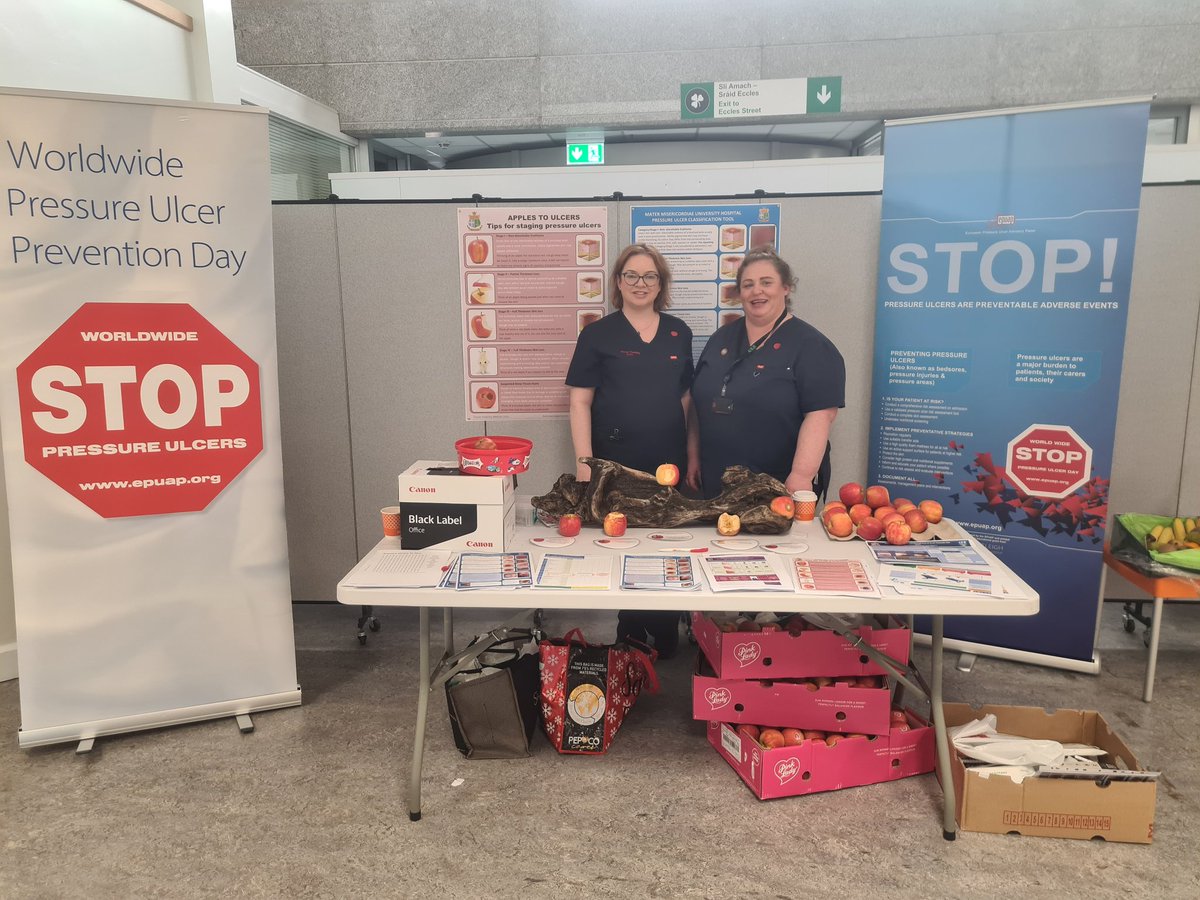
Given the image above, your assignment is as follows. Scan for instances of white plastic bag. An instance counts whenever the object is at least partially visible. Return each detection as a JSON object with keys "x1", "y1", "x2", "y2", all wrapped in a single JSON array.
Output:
[{"x1": 948, "y1": 714, "x2": 1066, "y2": 767}]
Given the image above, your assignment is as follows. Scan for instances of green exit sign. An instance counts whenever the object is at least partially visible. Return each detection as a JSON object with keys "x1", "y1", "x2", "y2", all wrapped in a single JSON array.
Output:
[{"x1": 566, "y1": 142, "x2": 605, "y2": 166}]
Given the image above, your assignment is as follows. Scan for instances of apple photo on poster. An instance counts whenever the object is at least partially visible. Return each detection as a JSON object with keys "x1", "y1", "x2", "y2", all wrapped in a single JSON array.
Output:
[
  {"x1": 468, "y1": 309, "x2": 495, "y2": 341},
  {"x1": 464, "y1": 234, "x2": 492, "y2": 266},
  {"x1": 472, "y1": 382, "x2": 499, "y2": 413}
]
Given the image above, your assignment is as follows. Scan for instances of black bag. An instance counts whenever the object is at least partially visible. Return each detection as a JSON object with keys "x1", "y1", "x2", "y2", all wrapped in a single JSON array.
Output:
[{"x1": 440, "y1": 628, "x2": 540, "y2": 759}]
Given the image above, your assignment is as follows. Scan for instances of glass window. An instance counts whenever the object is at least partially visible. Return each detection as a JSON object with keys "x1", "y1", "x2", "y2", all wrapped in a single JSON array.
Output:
[{"x1": 267, "y1": 115, "x2": 354, "y2": 200}]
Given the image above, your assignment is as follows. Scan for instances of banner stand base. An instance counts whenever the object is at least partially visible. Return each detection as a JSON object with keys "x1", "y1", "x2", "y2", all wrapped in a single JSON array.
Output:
[
  {"x1": 18, "y1": 688, "x2": 302, "y2": 749},
  {"x1": 912, "y1": 633, "x2": 1101, "y2": 675}
]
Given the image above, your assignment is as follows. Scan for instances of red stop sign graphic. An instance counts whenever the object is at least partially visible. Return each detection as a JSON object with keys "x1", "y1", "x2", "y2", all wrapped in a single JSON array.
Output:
[
  {"x1": 1006, "y1": 424, "x2": 1092, "y2": 500},
  {"x1": 16, "y1": 302, "x2": 263, "y2": 518}
]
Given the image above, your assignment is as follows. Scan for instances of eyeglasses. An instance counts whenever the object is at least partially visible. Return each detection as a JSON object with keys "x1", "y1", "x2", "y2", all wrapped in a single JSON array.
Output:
[{"x1": 621, "y1": 271, "x2": 660, "y2": 286}]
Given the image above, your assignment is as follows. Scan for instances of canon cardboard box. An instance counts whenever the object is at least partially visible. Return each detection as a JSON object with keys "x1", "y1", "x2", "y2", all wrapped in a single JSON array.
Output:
[
  {"x1": 691, "y1": 611, "x2": 910, "y2": 679},
  {"x1": 944, "y1": 703, "x2": 1158, "y2": 844},
  {"x1": 397, "y1": 460, "x2": 515, "y2": 551},
  {"x1": 708, "y1": 711, "x2": 935, "y2": 800},
  {"x1": 693, "y1": 658, "x2": 893, "y2": 735}
]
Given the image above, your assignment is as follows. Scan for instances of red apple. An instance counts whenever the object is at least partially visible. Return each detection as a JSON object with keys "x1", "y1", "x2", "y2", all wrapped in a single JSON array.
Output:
[
  {"x1": 825, "y1": 734, "x2": 843, "y2": 747},
  {"x1": 557, "y1": 514, "x2": 581, "y2": 537},
  {"x1": 822, "y1": 501, "x2": 847, "y2": 517},
  {"x1": 839, "y1": 482, "x2": 865, "y2": 507},
  {"x1": 826, "y1": 511, "x2": 854, "y2": 538},
  {"x1": 865, "y1": 485, "x2": 891, "y2": 508},
  {"x1": 803, "y1": 730, "x2": 827, "y2": 742},
  {"x1": 893, "y1": 498, "x2": 917, "y2": 513},
  {"x1": 738, "y1": 724, "x2": 761, "y2": 742},
  {"x1": 903, "y1": 508, "x2": 928, "y2": 534},
  {"x1": 878, "y1": 510, "x2": 906, "y2": 528},
  {"x1": 848, "y1": 503, "x2": 873, "y2": 525},
  {"x1": 655, "y1": 463, "x2": 679, "y2": 487},
  {"x1": 602, "y1": 511, "x2": 627, "y2": 537},
  {"x1": 759, "y1": 728, "x2": 786, "y2": 750},
  {"x1": 885, "y1": 520, "x2": 912, "y2": 545},
  {"x1": 856, "y1": 517, "x2": 885, "y2": 541},
  {"x1": 919, "y1": 500, "x2": 944, "y2": 523},
  {"x1": 770, "y1": 495, "x2": 795, "y2": 519},
  {"x1": 467, "y1": 237, "x2": 489, "y2": 264},
  {"x1": 890, "y1": 708, "x2": 909, "y2": 724},
  {"x1": 872, "y1": 505, "x2": 897, "y2": 520}
]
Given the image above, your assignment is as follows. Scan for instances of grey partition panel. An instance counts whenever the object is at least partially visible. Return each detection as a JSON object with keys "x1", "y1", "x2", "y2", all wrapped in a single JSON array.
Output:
[
  {"x1": 272, "y1": 204, "x2": 358, "y2": 600},
  {"x1": 336, "y1": 201, "x2": 621, "y2": 554},
  {"x1": 272, "y1": 187, "x2": 1199, "y2": 602},
  {"x1": 774, "y1": 194, "x2": 883, "y2": 490},
  {"x1": 1107, "y1": 185, "x2": 1200, "y2": 597}
]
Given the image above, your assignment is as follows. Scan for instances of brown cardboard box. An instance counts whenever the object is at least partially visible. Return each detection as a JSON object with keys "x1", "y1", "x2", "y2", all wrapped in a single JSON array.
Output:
[{"x1": 944, "y1": 703, "x2": 1158, "y2": 843}]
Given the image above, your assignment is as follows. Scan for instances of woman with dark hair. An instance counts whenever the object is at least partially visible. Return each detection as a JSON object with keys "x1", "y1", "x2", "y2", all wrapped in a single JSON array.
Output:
[
  {"x1": 565, "y1": 243, "x2": 697, "y2": 655},
  {"x1": 691, "y1": 246, "x2": 845, "y2": 500}
]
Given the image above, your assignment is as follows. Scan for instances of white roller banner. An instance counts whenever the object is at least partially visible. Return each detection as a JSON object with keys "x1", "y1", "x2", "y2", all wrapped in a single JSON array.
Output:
[{"x1": 0, "y1": 89, "x2": 300, "y2": 747}]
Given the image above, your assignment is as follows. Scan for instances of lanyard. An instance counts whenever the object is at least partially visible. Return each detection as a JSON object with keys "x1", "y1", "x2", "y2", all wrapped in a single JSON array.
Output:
[{"x1": 719, "y1": 311, "x2": 790, "y2": 398}]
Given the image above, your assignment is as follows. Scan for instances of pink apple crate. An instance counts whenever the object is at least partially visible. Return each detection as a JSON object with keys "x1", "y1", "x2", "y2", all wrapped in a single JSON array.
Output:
[
  {"x1": 692, "y1": 662, "x2": 893, "y2": 736},
  {"x1": 691, "y1": 612, "x2": 910, "y2": 680},
  {"x1": 707, "y1": 712, "x2": 936, "y2": 800}
]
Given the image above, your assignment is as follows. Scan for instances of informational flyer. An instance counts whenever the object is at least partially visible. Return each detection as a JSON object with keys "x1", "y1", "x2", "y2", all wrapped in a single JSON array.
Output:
[
  {"x1": 630, "y1": 204, "x2": 781, "y2": 357},
  {"x1": 457, "y1": 206, "x2": 608, "y2": 419}
]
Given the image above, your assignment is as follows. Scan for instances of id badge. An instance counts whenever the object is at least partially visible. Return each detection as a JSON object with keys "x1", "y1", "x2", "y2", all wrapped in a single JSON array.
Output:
[{"x1": 711, "y1": 396, "x2": 734, "y2": 415}]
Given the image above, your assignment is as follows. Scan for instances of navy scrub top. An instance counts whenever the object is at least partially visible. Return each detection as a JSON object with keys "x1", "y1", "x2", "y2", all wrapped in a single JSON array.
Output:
[
  {"x1": 692, "y1": 316, "x2": 845, "y2": 498},
  {"x1": 565, "y1": 311, "x2": 694, "y2": 474}
]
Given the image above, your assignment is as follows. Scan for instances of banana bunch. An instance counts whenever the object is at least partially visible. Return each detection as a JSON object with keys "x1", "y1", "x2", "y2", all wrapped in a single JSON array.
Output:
[{"x1": 1147, "y1": 517, "x2": 1200, "y2": 553}]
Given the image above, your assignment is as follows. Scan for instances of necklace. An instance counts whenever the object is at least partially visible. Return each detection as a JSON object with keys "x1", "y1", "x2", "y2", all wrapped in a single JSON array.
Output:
[{"x1": 627, "y1": 313, "x2": 658, "y2": 342}]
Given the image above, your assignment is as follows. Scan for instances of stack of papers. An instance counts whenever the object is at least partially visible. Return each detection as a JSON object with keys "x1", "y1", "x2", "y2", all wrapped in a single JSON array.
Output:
[
  {"x1": 867, "y1": 539, "x2": 988, "y2": 567},
  {"x1": 879, "y1": 563, "x2": 995, "y2": 595},
  {"x1": 455, "y1": 552, "x2": 533, "y2": 590},
  {"x1": 697, "y1": 553, "x2": 794, "y2": 593},
  {"x1": 790, "y1": 557, "x2": 879, "y2": 596},
  {"x1": 534, "y1": 553, "x2": 614, "y2": 590},
  {"x1": 342, "y1": 549, "x2": 455, "y2": 588},
  {"x1": 620, "y1": 555, "x2": 699, "y2": 591}
]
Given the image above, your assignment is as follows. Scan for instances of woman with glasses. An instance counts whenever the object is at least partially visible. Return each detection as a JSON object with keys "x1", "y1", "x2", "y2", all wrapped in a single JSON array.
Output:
[
  {"x1": 565, "y1": 243, "x2": 697, "y2": 656},
  {"x1": 691, "y1": 246, "x2": 845, "y2": 500}
]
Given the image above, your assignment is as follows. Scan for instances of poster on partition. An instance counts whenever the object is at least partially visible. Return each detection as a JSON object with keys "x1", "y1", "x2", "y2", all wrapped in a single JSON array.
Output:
[
  {"x1": 457, "y1": 206, "x2": 608, "y2": 420},
  {"x1": 869, "y1": 100, "x2": 1150, "y2": 664},
  {"x1": 0, "y1": 89, "x2": 299, "y2": 746},
  {"x1": 631, "y1": 204, "x2": 781, "y2": 359}
]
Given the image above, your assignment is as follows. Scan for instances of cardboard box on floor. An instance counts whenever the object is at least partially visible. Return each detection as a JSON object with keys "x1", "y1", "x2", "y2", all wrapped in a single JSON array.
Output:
[{"x1": 943, "y1": 703, "x2": 1158, "y2": 844}]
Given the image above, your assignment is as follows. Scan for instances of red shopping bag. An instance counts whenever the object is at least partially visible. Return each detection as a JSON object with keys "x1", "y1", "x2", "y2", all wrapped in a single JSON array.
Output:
[{"x1": 538, "y1": 628, "x2": 659, "y2": 755}]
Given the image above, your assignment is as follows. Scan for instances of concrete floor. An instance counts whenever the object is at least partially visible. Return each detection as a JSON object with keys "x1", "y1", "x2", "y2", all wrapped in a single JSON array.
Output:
[{"x1": 2, "y1": 599, "x2": 1198, "y2": 900}]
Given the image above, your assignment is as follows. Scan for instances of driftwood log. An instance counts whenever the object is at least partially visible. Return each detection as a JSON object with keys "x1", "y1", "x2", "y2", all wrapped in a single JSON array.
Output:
[{"x1": 532, "y1": 458, "x2": 794, "y2": 534}]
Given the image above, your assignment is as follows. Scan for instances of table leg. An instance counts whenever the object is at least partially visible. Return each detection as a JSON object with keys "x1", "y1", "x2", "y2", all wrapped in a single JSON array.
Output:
[
  {"x1": 443, "y1": 607, "x2": 455, "y2": 656},
  {"x1": 931, "y1": 614, "x2": 956, "y2": 840},
  {"x1": 1144, "y1": 596, "x2": 1164, "y2": 703},
  {"x1": 408, "y1": 606, "x2": 431, "y2": 822}
]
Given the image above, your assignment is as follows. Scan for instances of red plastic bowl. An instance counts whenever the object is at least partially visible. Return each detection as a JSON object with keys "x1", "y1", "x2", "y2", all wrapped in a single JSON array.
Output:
[{"x1": 455, "y1": 436, "x2": 533, "y2": 476}]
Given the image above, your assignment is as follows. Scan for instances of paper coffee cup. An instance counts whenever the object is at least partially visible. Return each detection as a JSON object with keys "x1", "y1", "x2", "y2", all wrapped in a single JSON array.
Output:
[
  {"x1": 381, "y1": 505, "x2": 401, "y2": 537},
  {"x1": 791, "y1": 490, "x2": 817, "y2": 521}
]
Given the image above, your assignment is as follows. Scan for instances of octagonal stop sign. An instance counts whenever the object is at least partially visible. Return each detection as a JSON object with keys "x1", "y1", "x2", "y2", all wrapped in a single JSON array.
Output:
[
  {"x1": 1006, "y1": 424, "x2": 1092, "y2": 500},
  {"x1": 16, "y1": 302, "x2": 263, "y2": 518}
]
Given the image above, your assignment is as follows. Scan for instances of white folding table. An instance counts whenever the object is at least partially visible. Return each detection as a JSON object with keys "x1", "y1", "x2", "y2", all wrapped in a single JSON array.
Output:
[{"x1": 337, "y1": 520, "x2": 1038, "y2": 839}]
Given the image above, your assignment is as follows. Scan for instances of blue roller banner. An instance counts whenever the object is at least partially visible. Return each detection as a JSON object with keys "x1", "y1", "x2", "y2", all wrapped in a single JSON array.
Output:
[{"x1": 869, "y1": 101, "x2": 1150, "y2": 663}]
